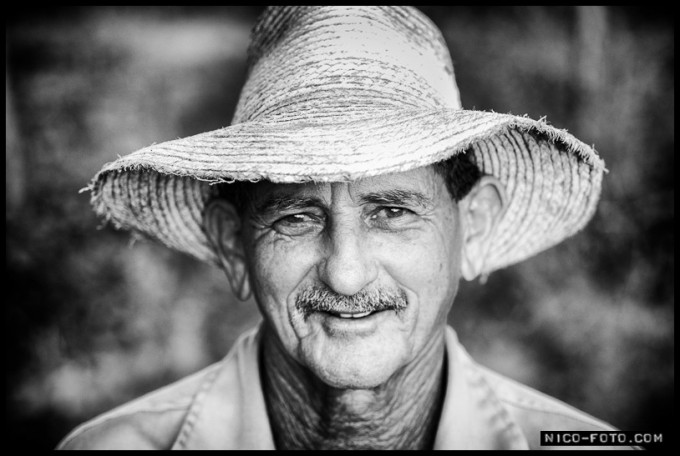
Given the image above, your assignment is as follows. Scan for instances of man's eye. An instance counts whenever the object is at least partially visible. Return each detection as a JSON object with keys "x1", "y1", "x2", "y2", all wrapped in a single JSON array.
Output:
[
  {"x1": 368, "y1": 207, "x2": 416, "y2": 228},
  {"x1": 272, "y1": 213, "x2": 324, "y2": 236},
  {"x1": 382, "y1": 207, "x2": 406, "y2": 218}
]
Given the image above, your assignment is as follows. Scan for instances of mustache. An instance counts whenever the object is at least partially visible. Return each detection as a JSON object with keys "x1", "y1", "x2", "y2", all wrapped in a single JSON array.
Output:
[{"x1": 295, "y1": 285, "x2": 408, "y2": 319}]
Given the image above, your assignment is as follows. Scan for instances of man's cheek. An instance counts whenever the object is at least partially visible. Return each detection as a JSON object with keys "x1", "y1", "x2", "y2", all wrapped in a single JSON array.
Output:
[{"x1": 250, "y1": 241, "x2": 317, "y2": 315}]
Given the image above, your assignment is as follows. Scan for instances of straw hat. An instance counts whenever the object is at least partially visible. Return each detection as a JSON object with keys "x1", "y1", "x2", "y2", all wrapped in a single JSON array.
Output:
[{"x1": 87, "y1": 6, "x2": 605, "y2": 275}]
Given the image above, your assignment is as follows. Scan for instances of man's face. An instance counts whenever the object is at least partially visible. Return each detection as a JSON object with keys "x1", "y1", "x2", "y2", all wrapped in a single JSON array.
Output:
[{"x1": 240, "y1": 166, "x2": 464, "y2": 388}]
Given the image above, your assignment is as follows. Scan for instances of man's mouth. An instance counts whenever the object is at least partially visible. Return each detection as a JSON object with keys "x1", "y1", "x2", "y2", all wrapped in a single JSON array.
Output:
[
  {"x1": 323, "y1": 309, "x2": 397, "y2": 320},
  {"x1": 316, "y1": 307, "x2": 397, "y2": 336},
  {"x1": 327, "y1": 310, "x2": 374, "y2": 319}
]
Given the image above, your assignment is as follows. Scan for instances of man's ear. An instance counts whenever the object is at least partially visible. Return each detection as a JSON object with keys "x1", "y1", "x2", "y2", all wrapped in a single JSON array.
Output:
[
  {"x1": 459, "y1": 176, "x2": 507, "y2": 282},
  {"x1": 204, "y1": 199, "x2": 252, "y2": 301}
]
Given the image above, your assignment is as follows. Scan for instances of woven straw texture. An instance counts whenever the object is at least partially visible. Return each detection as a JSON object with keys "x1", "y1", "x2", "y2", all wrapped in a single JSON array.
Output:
[{"x1": 88, "y1": 6, "x2": 605, "y2": 275}]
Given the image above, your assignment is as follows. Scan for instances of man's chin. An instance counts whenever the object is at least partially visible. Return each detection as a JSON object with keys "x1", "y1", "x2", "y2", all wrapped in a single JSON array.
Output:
[
  {"x1": 300, "y1": 334, "x2": 410, "y2": 390},
  {"x1": 312, "y1": 360, "x2": 400, "y2": 390},
  {"x1": 291, "y1": 307, "x2": 414, "y2": 389}
]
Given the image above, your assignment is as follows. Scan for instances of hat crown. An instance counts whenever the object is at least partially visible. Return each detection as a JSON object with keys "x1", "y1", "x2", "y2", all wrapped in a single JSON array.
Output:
[{"x1": 233, "y1": 6, "x2": 462, "y2": 124}]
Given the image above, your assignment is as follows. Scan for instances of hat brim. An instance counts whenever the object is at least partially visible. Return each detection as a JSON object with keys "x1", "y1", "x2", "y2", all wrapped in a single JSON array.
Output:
[{"x1": 90, "y1": 108, "x2": 604, "y2": 273}]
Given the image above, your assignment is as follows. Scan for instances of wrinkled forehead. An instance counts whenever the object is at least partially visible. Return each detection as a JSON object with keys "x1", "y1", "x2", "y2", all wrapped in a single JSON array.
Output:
[{"x1": 247, "y1": 165, "x2": 449, "y2": 209}]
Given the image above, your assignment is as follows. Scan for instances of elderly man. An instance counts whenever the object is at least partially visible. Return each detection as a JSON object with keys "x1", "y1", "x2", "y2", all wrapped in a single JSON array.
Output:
[{"x1": 58, "y1": 6, "x2": 632, "y2": 450}]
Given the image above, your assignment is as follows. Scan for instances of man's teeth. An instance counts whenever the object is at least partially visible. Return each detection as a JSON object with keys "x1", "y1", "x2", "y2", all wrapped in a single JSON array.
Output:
[{"x1": 337, "y1": 311, "x2": 373, "y2": 319}]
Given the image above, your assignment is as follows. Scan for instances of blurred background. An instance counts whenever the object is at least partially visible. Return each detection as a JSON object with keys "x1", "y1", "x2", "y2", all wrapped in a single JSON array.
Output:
[{"x1": 6, "y1": 6, "x2": 673, "y2": 449}]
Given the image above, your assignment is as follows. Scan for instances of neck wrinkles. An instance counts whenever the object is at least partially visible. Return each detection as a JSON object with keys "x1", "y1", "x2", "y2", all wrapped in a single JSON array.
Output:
[{"x1": 260, "y1": 323, "x2": 447, "y2": 450}]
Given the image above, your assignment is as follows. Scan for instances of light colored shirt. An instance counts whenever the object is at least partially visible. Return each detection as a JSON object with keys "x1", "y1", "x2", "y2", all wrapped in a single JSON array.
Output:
[{"x1": 57, "y1": 324, "x2": 633, "y2": 450}]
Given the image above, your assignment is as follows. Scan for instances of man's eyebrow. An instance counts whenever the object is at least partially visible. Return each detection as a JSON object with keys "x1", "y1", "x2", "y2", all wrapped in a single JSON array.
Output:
[
  {"x1": 251, "y1": 194, "x2": 325, "y2": 214},
  {"x1": 359, "y1": 189, "x2": 432, "y2": 208}
]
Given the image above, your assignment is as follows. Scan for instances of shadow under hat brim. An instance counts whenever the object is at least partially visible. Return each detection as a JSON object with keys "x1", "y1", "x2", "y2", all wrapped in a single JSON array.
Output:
[{"x1": 89, "y1": 108, "x2": 605, "y2": 274}]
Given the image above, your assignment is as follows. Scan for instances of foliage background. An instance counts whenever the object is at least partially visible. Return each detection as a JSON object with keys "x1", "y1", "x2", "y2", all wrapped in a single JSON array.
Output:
[{"x1": 6, "y1": 6, "x2": 673, "y2": 449}]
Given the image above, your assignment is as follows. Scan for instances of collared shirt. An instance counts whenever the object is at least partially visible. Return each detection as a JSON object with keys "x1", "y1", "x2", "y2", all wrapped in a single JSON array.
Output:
[{"x1": 57, "y1": 324, "x2": 633, "y2": 450}]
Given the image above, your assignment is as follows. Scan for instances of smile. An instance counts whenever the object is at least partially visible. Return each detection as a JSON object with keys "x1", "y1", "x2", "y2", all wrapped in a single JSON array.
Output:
[
  {"x1": 330, "y1": 310, "x2": 374, "y2": 319},
  {"x1": 315, "y1": 307, "x2": 397, "y2": 337},
  {"x1": 323, "y1": 308, "x2": 396, "y2": 320}
]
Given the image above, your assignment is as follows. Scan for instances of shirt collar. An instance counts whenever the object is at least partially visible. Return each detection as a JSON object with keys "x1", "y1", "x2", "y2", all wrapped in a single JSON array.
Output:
[
  {"x1": 172, "y1": 325, "x2": 275, "y2": 449},
  {"x1": 176, "y1": 324, "x2": 528, "y2": 450},
  {"x1": 433, "y1": 327, "x2": 529, "y2": 449}
]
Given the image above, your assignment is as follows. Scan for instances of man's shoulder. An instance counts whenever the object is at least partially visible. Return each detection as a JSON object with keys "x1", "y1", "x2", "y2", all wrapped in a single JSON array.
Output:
[
  {"x1": 56, "y1": 361, "x2": 222, "y2": 450},
  {"x1": 477, "y1": 364, "x2": 637, "y2": 450}
]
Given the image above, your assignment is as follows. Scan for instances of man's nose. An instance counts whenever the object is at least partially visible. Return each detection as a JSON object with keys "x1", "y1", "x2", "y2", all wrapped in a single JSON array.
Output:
[{"x1": 318, "y1": 222, "x2": 378, "y2": 296}]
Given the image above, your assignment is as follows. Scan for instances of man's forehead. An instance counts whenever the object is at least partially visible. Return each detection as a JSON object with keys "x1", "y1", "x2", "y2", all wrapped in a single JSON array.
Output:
[{"x1": 249, "y1": 165, "x2": 446, "y2": 204}]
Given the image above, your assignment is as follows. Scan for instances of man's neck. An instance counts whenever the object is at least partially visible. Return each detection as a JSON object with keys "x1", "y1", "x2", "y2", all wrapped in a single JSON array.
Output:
[{"x1": 259, "y1": 326, "x2": 447, "y2": 450}]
